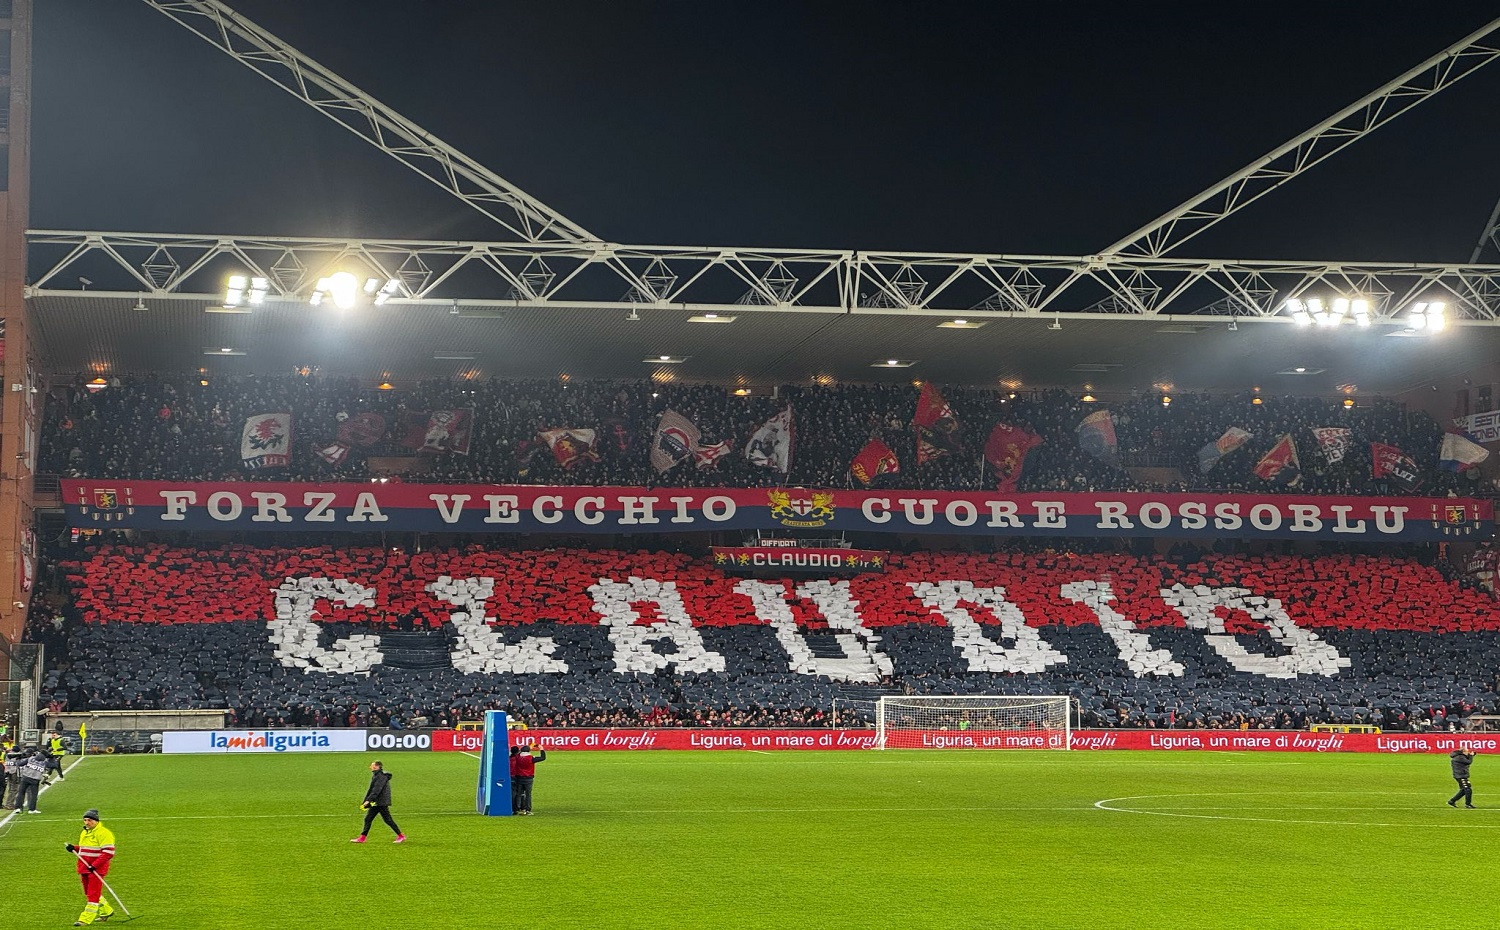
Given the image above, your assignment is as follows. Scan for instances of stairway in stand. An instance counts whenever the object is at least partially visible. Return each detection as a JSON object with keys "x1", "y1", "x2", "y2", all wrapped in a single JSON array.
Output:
[{"x1": 377, "y1": 630, "x2": 451, "y2": 669}]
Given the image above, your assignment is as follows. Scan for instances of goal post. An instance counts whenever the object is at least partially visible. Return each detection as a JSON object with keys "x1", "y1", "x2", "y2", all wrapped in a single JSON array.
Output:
[{"x1": 874, "y1": 695, "x2": 1071, "y2": 750}]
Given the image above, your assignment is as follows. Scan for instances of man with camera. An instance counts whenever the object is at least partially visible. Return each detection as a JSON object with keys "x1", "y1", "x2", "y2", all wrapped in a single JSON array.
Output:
[
  {"x1": 15, "y1": 747, "x2": 49, "y2": 813},
  {"x1": 1449, "y1": 747, "x2": 1478, "y2": 808},
  {"x1": 510, "y1": 743, "x2": 547, "y2": 816}
]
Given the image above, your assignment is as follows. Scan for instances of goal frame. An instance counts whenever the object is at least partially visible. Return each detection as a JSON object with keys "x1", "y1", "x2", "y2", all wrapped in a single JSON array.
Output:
[{"x1": 874, "y1": 695, "x2": 1072, "y2": 750}]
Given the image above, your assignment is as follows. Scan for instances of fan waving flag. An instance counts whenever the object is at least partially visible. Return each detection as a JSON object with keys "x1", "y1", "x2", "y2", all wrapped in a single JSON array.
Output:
[
  {"x1": 912, "y1": 383, "x2": 959, "y2": 464},
  {"x1": 1439, "y1": 432, "x2": 1490, "y2": 472},
  {"x1": 1371, "y1": 442, "x2": 1424, "y2": 491},
  {"x1": 1310, "y1": 427, "x2": 1351, "y2": 464},
  {"x1": 539, "y1": 428, "x2": 601, "y2": 469},
  {"x1": 850, "y1": 438, "x2": 900, "y2": 486},
  {"x1": 984, "y1": 423, "x2": 1043, "y2": 492},
  {"x1": 694, "y1": 440, "x2": 733, "y2": 469},
  {"x1": 1253, "y1": 434, "x2": 1301, "y2": 486},
  {"x1": 1197, "y1": 427, "x2": 1252, "y2": 474},
  {"x1": 651, "y1": 410, "x2": 701, "y2": 472},
  {"x1": 746, "y1": 407, "x2": 794, "y2": 472},
  {"x1": 241, "y1": 412, "x2": 292, "y2": 470},
  {"x1": 1076, "y1": 410, "x2": 1118, "y2": 466},
  {"x1": 400, "y1": 409, "x2": 474, "y2": 455}
]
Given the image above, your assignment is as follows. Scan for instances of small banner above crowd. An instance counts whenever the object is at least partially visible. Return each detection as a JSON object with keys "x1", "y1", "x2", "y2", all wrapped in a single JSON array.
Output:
[
  {"x1": 711, "y1": 546, "x2": 888, "y2": 574},
  {"x1": 60, "y1": 480, "x2": 1495, "y2": 542}
]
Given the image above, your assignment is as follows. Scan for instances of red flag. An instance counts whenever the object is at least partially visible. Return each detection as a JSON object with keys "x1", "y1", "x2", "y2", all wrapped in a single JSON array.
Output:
[
  {"x1": 1253, "y1": 434, "x2": 1301, "y2": 485},
  {"x1": 399, "y1": 409, "x2": 474, "y2": 455},
  {"x1": 539, "y1": 429, "x2": 600, "y2": 469},
  {"x1": 1371, "y1": 442, "x2": 1424, "y2": 490},
  {"x1": 912, "y1": 383, "x2": 959, "y2": 464},
  {"x1": 984, "y1": 423, "x2": 1043, "y2": 492},
  {"x1": 850, "y1": 438, "x2": 900, "y2": 486}
]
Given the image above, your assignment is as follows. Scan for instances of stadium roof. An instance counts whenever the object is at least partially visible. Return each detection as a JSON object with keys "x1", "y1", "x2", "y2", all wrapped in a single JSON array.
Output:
[
  {"x1": 24, "y1": 2, "x2": 1500, "y2": 395},
  {"x1": 30, "y1": 291, "x2": 1500, "y2": 396}
]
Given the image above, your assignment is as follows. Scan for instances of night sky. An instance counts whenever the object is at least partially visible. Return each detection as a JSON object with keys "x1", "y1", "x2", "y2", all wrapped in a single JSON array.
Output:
[{"x1": 30, "y1": 2, "x2": 1500, "y2": 262}]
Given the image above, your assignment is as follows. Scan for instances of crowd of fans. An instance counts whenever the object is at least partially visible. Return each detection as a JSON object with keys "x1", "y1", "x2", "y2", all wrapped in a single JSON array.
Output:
[
  {"x1": 39, "y1": 372, "x2": 1487, "y2": 496},
  {"x1": 36, "y1": 541, "x2": 1500, "y2": 732}
]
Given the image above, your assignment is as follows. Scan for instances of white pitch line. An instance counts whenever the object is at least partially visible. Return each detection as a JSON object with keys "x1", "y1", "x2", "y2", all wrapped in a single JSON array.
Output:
[
  {"x1": 1094, "y1": 791, "x2": 1500, "y2": 829},
  {"x1": 18, "y1": 803, "x2": 1104, "y2": 824},
  {"x1": 0, "y1": 755, "x2": 85, "y2": 834}
]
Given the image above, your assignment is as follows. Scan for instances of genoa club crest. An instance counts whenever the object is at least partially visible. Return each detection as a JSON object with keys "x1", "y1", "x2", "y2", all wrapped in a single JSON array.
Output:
[
  {"x1": 769, "y1": 489, "x2": 835, "y2": 528},
  {"x1": 79, "y1": 487, "x2": 135, "y2": 522},
  {"x1": 1432, "y1": 503, "x2": 1477, "y2": 536}
]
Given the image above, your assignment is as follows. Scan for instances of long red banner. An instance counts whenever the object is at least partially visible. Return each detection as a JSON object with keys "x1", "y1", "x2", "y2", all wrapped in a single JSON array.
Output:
[
  {"x1": 429, "y1": 728, "x2": 1500, "y2": 754},
  {"x1": 60, "y1": 480, "x2": 1493, "y2": 542}
]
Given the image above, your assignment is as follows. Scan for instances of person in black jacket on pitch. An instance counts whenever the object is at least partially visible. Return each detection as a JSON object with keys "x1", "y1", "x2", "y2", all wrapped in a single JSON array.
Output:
[
  {"x1": 351, "y1": 760, "x2": 406, "y2": 843},
  {"x1": 1449, "y1": 749, "x2": 1477, "y2": 808}
]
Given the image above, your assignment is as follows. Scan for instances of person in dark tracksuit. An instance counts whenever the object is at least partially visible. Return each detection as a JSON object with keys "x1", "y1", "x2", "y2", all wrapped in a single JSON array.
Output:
[
  {"x1": 1449, "y1": 748, "x2": 1476, "y2": 808},
  {"x1": 351, "y1": 760, "x2": 405, "y2": 843}
]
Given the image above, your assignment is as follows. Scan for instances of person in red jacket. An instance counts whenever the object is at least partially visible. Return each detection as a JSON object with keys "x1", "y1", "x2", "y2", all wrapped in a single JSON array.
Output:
[{"x1": 509, "y1": 744, "x2": 546, "y2": 815}]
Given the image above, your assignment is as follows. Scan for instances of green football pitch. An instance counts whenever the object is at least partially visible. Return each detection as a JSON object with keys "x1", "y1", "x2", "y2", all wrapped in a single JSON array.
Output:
[{"x1": 0, "y1": 749, "x2": 1488, "y2": 929}]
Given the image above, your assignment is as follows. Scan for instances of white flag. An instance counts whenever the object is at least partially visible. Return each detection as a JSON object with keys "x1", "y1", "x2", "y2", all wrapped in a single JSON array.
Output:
[
  {"x1": 746, "y1": 408, "x2": 794, "y2": 473},
  {"x1": 650, "y1": 410, "x2": 701, "y2": 472},
  {"x1": 241, "y1": 412, "x2": 292, "y2": 470}
]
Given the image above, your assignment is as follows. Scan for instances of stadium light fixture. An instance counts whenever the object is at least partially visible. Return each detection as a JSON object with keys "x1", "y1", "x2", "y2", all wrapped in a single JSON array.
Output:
[
  {"x1": 1407, "y1": 301, "x2": 1447, "y2": 333},
  {"x1": 1285, "y1": 298, "x2": 1313, "y2": 326},
  {"x1": 225, "y1": 274, "x2": 247, "y2": 307},
  {"x1": 1288, "y1": 294, "x2": 1372, "y2": 328},
  {"x1": 311, "y1": 271, "x2": 361, "y2": 309},
  {"x1": 371, "y1": 278, "x2": 402, "y2": 306},
  {"x1": 1314, "y1": 298, "x2": 1349, "y2": 327}
]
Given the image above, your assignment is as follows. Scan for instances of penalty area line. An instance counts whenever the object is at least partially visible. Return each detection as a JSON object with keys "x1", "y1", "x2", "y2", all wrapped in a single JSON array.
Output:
[{"x1": 1094, "y1": 792, "x2": 1500, "y2": 830}]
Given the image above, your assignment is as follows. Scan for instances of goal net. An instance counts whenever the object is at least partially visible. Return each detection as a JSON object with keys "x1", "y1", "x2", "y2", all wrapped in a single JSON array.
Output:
[{"x1": 874, "y1": 695, "x2": 1071, "y2": 750}]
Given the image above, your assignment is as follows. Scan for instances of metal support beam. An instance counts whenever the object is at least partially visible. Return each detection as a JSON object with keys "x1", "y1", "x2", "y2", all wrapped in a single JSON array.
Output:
[
  {"x1": 1470, "y1": 194, "x2": 1500, "y2": 264},
  {"x1": 139, "y1": 0, "x2": 598, "y2": 244},
  {"x1": 27, "y1": 229, "x2": 1500, "y2": 323},
  {"x1": 1103, "y1": 17, "x2": 1500, "y2": 259}
]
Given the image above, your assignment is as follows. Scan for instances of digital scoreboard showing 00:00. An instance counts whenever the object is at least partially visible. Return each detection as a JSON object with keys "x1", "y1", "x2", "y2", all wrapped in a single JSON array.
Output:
[{"x1": 364, "y1": 730, "x2": 433, "y2": 751}]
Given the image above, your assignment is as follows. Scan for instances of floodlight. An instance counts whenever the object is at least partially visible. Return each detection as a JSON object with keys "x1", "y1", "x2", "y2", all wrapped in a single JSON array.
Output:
[
  {"x1": 1316, "y1": 297, "x2": 1348, "y2": 327},
  {"x1": 1285, "y1": 298, "x2": 1312, "y2": 326},
  {"x1": 1351, "y1": 299, "x2": 1371, "y2": 327},
  {"x1": 1427, "y1": 301, "x2": 1446, "y2": 332},
  {"x1": 312, "y1": 271, "x2": 361, "y2": 309},
  {"x1": 225, "y1": 274, "x2": 247, "y2": 307},
  {"x1": 373, "y1": 278, "x2": 401, "y2": 306},
  {"x1": 248, "y1": 277, "x2": 269, "y2": 306},
  {"x1": 1407, "y1": 301, "x2": 1446, "y2": 332}
]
